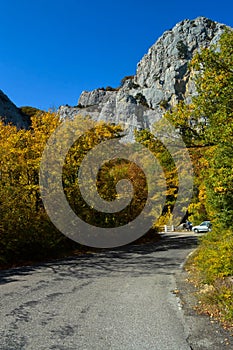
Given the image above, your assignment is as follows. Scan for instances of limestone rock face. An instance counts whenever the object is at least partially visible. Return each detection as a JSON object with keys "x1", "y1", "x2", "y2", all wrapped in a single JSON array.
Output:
[
  {"x1": 59, "y1": 17, "x2": 227, "y2": 141},
  {"x1": 135, "y1": 17, "x2": 224, "y2": 107},
  {"x1": 0, "y1": 90, "x2": 29, "y2": 128}
]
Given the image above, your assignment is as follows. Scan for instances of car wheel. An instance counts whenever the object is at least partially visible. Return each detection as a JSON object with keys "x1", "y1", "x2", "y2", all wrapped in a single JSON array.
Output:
[{"x1": 194, "y1": 228, "x2": 199, "y2": 233}]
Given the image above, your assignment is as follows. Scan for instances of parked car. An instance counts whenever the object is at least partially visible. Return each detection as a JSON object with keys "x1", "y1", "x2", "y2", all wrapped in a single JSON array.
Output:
[{"x1": 192, "y1": 221, "x2": 212, "y2": 233}]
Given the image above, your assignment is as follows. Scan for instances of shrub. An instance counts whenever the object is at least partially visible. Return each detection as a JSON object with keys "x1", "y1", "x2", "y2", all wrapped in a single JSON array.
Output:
[
  {"x1": 193, "y1": 228, "x2": 233, "y2": 283},
  {"x1": 159, "y1": 99, "x2": 169, "y2": 109},
  {"x1": 120, "y1": 75, "x2": 134, "y2": 86},
  {"x1": 135, "y1": 93, "x2": 149, "y2": 107},
  {"x1": 176, "y1": 40, "x2": 188, "y2": 59},
  {"x1": 20, "y1": 106, "x2": 42, "y2": 118},
  {"x1": 105, "y1": 86, "x2": 119, "y2": 91}
]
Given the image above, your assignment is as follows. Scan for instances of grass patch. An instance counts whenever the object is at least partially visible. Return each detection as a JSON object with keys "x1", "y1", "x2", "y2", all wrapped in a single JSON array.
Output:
[{"x1": 185, "y1": 228, "x2": 233, "y2": 329}]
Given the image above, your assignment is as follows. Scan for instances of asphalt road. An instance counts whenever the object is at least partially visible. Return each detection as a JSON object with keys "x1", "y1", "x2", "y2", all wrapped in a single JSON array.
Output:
[{"x1": 0, "y1": 232, "x2": 231, "y2": 350}]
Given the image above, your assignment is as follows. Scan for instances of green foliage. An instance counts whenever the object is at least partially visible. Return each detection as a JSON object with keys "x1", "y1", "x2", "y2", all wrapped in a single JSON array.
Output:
[
  {"x1": 187, "y1": 146, "x2": 210, "y2": 223},
  {"x1": 204, "y1": 144, "x2": 233, "y2": 228},
  {"x1": 167, "y1": 29, "x2": 233, "y2": 227},
  {"x1": 0, "y1": 109, "x2": 162, "y2": 267},
  {"x1": 134, "y1": 128, "x2": 179, "y2": 225},
  {"x1": 165, "y1": 102, "x2": 204, "y2": 146},
  {"x1": 61, "y1": 119, "x2": 145, "y2": 228},
  {"x1": 159, "y1": 99, "x2": 169, "y2": 110},
  {"x1": 120, "y1": 75, "x2": 134, "y2": 86},
  {"x1": 191, "y1": 29, "x2": 233, "y2": 228},
  {"x1": 135, "y1": 93, "x2": 149, "y2": 107},
  {"x1": 194, "y1": 229, "x2": 233, "y2": 283},
  {"x1": 19, "y1": 106, "x2": 42, "y2": 118},
  {"x1": 192, "y1": 29, "x2": 233, "y2": 146},
  {"x1": 105, "y1": 86, "x2": 119, "y2": 91},
  {"x1": 188, "y1": 227, "x2": 233, "y2": 325},
  {"x1": 175, "y1": 29, "x2": 233, "y2": 326},
  {"x1": 176, "y1": 40, "x2": 188, "y2": 59}
]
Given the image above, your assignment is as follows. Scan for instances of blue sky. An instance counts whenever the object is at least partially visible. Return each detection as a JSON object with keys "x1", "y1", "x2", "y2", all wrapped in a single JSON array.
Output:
[{"x1": 0, "y1": 0, "x2": 233, "y2": 110}]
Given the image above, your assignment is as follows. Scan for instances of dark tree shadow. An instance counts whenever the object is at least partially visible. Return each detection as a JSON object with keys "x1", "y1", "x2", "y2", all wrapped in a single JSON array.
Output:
[{"x1": 0, "y1": 234, "x2": 198, "y2": 285}]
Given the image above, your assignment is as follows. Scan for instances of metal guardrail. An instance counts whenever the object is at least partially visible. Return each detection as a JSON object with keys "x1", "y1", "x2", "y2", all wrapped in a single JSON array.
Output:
[{"x1": 158, "y1": 225, "x2": 175, "y2": 233}]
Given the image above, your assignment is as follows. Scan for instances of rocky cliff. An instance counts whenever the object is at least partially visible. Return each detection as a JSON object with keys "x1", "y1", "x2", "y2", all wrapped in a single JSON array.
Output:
[
  {"x1": 1, "y1": 17, "x2": 228, "y2": 136},
  {"x1": 0, "y1": 90, "x2": 29, "y2": 128},
  {"x1": 59, "y1": 17, "x2": 227, "y2": 141}
]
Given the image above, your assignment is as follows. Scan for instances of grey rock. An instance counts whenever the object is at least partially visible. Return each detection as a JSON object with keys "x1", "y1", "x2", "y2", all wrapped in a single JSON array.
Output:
[
  {"x1": 135, "y1": 17, "x2": 226, "y2": 109},
  {"x1": 78, "y1": 89, "x2": 117, "y2": 108},
  {"x1": 58, "y1": 17, "x2": 229, "y2": 141},
  {"x1": 58, "y1": 18, "x2": 227, "y2": 141},
  {"x1": 0, "y1": 90, "x2": 29, "y2": 128},
  {"x1": 0, "y1": 17, "x2": 229, "y2": 135}
]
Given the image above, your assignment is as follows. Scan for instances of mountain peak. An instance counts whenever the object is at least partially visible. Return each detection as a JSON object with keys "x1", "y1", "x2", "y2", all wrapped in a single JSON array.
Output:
[
  {"x1": 0, "y1": 17, "x2": 229, "y2": 138},
  {"x1": 134, "y1": 16, "x2": 225, "y2": 107},
  {"x1": 58, "y1": 17, "x2": 228, "y2": 141}
]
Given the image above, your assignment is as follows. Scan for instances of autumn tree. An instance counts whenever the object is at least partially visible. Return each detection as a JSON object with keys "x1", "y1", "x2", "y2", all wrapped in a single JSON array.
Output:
[
  {"x1": 134, "y1": 128, "x2": 179, "y2": 226},
  {"x1": 0, "y1": 112, "x2": 64, "y2": 264},
  {"x1": 0, "y1": 113, "x2": 126, "y2": 265},
  {"x1": 163, "y1": 30, "x2": 233, "y2": 324},
  {"x1": 191, "y1": 29, "x2": 233, "y2": 228},
  {"x1": 166, "y1": 28, "x2": 233, "y2": 227}
]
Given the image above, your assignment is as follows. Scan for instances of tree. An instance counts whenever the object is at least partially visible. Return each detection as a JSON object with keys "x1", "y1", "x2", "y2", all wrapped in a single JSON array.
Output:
[
  {"x1": 0, "y1": 112, "x2": 125, "y2": 265},
  {"x1": 134, "y1": 128, "x2": 179, "y2": 225},
  {"x1": 191, "y1": 29, "x2": 233, "y2": 227},
  {"x1": 166, "y1": 28, "x2": 233, "y2": 228}
]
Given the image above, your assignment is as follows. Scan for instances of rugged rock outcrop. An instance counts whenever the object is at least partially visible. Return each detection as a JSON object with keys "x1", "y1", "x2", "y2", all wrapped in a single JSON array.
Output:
[
  {"x1": 59, "y1": 17, "x2": 227, "y2": 141},
  {"x1": 0, "y1": 90, "x2": 29, "y2": 128},
  {"x1": 0, "y1": 17, "x2": 229, "y2": 136}
]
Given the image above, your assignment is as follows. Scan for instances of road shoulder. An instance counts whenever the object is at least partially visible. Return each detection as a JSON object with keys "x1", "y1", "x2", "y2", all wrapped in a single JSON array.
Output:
[{"x1": 175, "y1": 268, "x2": 233, "y2": 349}]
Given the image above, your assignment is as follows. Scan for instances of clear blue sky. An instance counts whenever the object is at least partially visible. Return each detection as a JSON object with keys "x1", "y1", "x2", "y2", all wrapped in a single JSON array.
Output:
[{"x1": 0, "y1": 0, "x2": 233, "y2": 110}]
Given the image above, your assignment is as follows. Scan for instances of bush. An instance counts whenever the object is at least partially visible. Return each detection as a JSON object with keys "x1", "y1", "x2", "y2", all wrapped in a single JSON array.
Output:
[
  {"x1": 120, "y1": 75, "x2": 134, "y2": 86},
  {"x1": 186, "y1": 227, "x2": 233, "y2": 326},
  {"x1": 176, "y1": 40, "x2": 188, "y2": 59},
  {"x1": 135, "y1": 93, "x2": 149, "y2": 107},
  {"x1": 193, "y1": 228, "x2": 233, "y2": 283},
  {"x1": 20, "y1": 106, "x2": 42, "y2": 118},
  {"x1": 105, "y1": 86, "x2": 119, "y2": 91},
  {"x1": 159, "y1": 99, "x2": 169, "y2": 109}
]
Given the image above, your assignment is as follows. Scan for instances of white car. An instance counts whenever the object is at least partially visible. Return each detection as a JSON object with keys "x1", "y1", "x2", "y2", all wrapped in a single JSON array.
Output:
[{"x1": 192, "y1": 221, "x2": 212, "y2": 233}]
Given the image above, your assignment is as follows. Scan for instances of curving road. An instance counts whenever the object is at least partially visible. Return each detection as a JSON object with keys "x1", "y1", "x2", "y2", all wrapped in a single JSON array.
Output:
[{"x1": 0, "y1": 232, "x2": 231, "y2": 350}]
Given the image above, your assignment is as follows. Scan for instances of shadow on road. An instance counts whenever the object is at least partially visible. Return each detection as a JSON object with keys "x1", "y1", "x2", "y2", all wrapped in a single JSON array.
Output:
[{"x1": 0, "y1": 233, "x2": 198, "y2": 285}]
